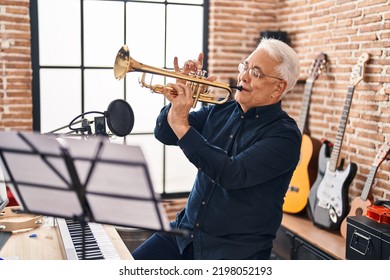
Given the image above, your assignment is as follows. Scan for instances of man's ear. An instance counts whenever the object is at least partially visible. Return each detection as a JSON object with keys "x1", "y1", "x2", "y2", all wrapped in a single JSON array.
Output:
[{"x1": 275, "y1": 80, "x2": 287, "y2": 96}]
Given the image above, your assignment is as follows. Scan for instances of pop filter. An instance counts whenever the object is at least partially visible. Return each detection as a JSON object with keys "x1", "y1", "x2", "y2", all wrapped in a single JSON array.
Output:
[{"x1": 105, "y1": 99, "x2": 134, "y2": 137}]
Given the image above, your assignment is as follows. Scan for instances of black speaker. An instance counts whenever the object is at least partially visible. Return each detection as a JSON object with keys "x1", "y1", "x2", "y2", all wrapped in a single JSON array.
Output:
[{"x1": 260, "y1": 31, "x2": 289, "y2": 44}]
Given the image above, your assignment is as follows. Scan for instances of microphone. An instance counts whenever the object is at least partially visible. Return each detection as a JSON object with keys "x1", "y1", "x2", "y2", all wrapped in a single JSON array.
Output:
[
  {"x1": 104, "y1": 99, "x2": 135, "y2": 137},
  {"x1": 65, "y1": 99, "x2": 134, "y2": 137}
]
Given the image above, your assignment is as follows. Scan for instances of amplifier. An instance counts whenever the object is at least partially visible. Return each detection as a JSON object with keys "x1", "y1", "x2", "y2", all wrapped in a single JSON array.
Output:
[
  {"x1": 346, "y1": 216, "x2": 390, "y2": 260},
  {"x1": 382, "y1": 231, "x2": 390, "y2": 260}
]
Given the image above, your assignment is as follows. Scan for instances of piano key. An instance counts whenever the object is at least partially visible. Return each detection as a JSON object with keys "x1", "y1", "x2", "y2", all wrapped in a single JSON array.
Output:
[{"x1": 56, "y1": 218, "x2": 121, "y2": 260}]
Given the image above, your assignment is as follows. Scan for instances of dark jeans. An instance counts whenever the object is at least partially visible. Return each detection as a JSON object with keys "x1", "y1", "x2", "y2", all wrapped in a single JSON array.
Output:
[
  {"x1": 132, "y1": 231, "x2": 194, "y2": 260},
  {"x1": 132, "y1": 231, "x2": 272, "y2": 260}
]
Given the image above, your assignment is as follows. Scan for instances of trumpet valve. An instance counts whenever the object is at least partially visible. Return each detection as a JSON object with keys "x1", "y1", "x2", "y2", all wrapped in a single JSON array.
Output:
[{"x1": 187, "y1": 70, "x2": 208, "y2": 99}]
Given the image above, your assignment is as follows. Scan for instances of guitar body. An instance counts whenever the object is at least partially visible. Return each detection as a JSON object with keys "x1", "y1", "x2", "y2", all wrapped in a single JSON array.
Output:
[
  {"x1": 283, "y1": 134, "x2": 321, "y2": 213},
  {"x1": 308, "y1": 53, "x2": 369, "y2": 230},
  {"x1": 311, "y1": 161, "x2": 357, "y2": 230},
  {"x1": 340, "y1": 197, "x2": 372, "y2": 238}
]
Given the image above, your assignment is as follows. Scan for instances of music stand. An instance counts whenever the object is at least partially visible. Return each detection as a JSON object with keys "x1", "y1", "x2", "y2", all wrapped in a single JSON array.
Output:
[{"x1": 0, "y1": 131, "x2": 184, "y2": 259}]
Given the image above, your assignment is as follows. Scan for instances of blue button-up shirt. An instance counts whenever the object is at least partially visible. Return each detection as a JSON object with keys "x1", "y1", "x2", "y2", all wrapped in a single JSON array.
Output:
[{"x1": 154, "y1": 100, "x2": 301, "y2": 259}]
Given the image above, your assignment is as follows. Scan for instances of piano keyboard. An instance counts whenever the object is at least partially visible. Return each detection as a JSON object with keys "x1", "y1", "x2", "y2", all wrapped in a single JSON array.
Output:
[{"x1": 57, "y1": 218, "x2": 121, "y2": 260}]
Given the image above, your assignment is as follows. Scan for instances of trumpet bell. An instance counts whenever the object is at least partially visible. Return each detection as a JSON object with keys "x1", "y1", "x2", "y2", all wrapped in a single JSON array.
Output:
[{"x1": 114, "y1": 45, "x2": 131, "y2": 80}]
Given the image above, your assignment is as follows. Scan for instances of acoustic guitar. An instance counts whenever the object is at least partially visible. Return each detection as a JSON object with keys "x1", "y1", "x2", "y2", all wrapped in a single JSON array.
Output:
[
  {"x1": 283, "y1": 53, "x2": 327, "y2": 214},
  {"x1": 307, "y1": 52, "x2": 369, "y2": 230},
  {"x1": 339, "y1": 142, "x2": 390, "y2": 238}
]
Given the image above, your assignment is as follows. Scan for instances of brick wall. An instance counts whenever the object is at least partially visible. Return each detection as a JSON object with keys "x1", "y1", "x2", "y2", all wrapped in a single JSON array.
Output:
[
  {"x1": 0, "y1": 0, "x2": 32, "y2": 131},
  {"x1": 209, "y1": 0, "x2": 390, "y2": 203},
  {"x1": 277, "y1": 0, "x2": 390, "y2": 203},
  {"x1": 0, "y1": 0, "x2": 389, "y2": 205}
]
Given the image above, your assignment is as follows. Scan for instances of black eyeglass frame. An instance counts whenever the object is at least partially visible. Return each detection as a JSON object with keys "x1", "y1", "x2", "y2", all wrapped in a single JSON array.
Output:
[{"x1": 238, "y1": 62, "x2": 284, "y2": 81}]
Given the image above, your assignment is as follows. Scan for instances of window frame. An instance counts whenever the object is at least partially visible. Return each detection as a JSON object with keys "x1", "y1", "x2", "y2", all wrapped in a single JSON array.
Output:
[{"x1": 29, "y1": 0, "x2": 209, "y2": 198}]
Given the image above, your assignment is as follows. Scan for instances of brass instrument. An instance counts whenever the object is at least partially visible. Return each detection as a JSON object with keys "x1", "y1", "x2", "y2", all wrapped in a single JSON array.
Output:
[{"x1": 114, "y1": 45, "x2": 241, "y2": 107}]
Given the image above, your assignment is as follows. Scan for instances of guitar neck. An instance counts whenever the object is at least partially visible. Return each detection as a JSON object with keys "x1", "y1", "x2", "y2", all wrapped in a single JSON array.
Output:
[
  {"x1": 297, "y1": 80, "x2": 314, "y2": 133},
  {"x1": 360, "y1": 165, "x2": 378, "y2": 201},
  {"x1": 359, "y1": 142, "x2": 390, "y2": 201},
  {"x1": 329, "y1": 85, "x2": 355, "y2": 172},
  {"x1": 328, "y1": 52, "x2": 369, "y2": 172}
]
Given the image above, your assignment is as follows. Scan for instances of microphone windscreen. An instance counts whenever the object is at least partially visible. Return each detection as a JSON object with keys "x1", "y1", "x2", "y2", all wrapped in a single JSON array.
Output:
[{"x1": 105, "y1": 99, "x2": 134, "y2": 137}]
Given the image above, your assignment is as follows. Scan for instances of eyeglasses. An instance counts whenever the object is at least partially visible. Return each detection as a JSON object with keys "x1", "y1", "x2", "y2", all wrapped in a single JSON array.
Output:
[{"x1": 238, "y1": 62, "x2": 284, "y2": 81}]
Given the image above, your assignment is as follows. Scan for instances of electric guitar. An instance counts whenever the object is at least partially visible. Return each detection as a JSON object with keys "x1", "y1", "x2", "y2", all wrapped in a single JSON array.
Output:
[
  {"x1": 283, "y1": 53, "x2": 327, "y2": 214},
  {"x1": 307, "y1": 52, "x2": 369, "y2": 230},
  {"x1": 339, "y1": 142, "x2": 390, "y2": 238}
]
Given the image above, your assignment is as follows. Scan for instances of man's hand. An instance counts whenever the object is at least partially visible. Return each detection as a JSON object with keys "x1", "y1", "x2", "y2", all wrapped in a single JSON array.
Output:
[
  {"x1": 162, "y1": 83, "x2": 193, "y2": 139},
  {"x1": 173, "y1": 53, "x2": 204, "y2": 84}
]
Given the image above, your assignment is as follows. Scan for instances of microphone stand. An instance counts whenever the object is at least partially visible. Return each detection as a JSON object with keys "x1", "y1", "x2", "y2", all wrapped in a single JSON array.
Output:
[
  {"x1": 45, "y1": 119, "x2": 93, "y2": 136},
  {"x1": 45, "y1": 99, "x2": 134, "y2": 138}
]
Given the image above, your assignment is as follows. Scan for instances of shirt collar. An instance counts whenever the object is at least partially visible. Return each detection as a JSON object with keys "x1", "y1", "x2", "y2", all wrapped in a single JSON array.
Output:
[{"x1": 236, "y1": 101, "x2": 282, "y2": 119}]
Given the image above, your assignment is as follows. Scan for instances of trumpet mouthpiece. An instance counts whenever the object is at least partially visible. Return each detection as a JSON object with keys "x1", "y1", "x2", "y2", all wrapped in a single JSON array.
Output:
[{"x1": 231, "y1": 85, "x2": 243, "y2": 91}]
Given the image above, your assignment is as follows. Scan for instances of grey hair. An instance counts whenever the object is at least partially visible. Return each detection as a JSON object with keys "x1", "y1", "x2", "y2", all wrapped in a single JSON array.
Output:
[{"x1": 256, "y1": 38, "x2": 300, "y2": 97}]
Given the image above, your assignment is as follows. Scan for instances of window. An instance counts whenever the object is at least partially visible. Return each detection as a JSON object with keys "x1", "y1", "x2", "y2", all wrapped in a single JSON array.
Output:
[{"x1": 30, "y1": 0, "x2": 209, "y2": 195}]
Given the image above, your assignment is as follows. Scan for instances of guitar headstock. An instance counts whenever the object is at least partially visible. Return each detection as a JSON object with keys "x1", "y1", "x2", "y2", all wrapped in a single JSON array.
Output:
[
  {"x1": 307, "y1": 52, "x2": 327, "y2": 82},
  {"x1": 349, "y1": 52, "x2": 369, "y2": 86},
  {"x1": 373, "y1": 142, "x2": 390, "y2": 167}
]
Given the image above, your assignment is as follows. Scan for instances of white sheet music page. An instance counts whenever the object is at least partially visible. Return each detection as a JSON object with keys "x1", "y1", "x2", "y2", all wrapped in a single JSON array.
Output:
[
  {"x1": 0, "y1": 131, "x2": 83, "y2": 217},
  {"x1": 0, "y1": 131, "x2": 170, "y2": 232},
  {"x1": 63, "y1": 136, "x2": 171, "y2": 231}
]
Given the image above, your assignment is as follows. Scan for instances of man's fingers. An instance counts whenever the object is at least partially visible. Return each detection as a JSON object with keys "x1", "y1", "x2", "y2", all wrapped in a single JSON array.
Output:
[
  {"x1": 173, "y1": 57, "x2": 180, "y2": 72},
  {"x1": 197, "y1": 53, "x2": 204, "y2": 67}
]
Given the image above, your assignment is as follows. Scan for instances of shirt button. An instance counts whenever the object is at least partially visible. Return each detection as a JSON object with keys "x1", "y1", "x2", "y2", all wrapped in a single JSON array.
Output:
[
  {"x1": 201, "y1": 201, "x2": 206, "y2": 205},
  {"x1": 196, "y1": 223, "x2": 200, "y2": 228},
  {"x1": 241, "y1": 115, "x2": 244, "y2": 119},
  {"x1": 229, "y1": 134, "x2": 233, "y2": 138},
  {"x1": 191, "y1": 234, "x2": 194, "y2": 238}
]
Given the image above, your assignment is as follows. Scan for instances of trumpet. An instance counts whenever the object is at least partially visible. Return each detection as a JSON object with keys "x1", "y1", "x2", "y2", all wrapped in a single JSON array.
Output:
[{"x1": 114, "y1": 45, "x2": 242, "y2": 107}]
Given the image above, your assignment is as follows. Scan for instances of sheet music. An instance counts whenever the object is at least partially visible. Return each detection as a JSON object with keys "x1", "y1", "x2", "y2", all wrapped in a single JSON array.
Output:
[
  {"x1": 63, "y1": 137, "x2": 170, "y2": 231},
  {"x1": 0, "y1": 132, "x2": 83, "y2": 217},
  {"x1": 0, "y1": 131, "x2": 171, "y2": 233}
]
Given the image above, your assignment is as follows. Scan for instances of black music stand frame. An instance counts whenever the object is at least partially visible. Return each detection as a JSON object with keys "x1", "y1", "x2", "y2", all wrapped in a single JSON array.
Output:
[{"x1": 0, "y1": 131, "x2": 183, "y2": 259}]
